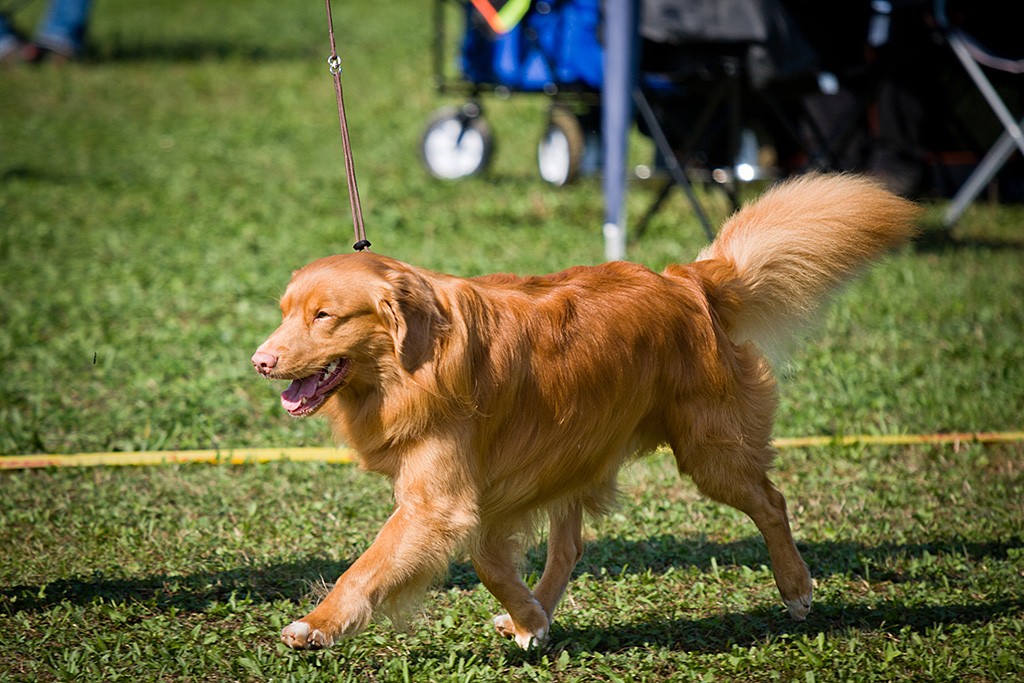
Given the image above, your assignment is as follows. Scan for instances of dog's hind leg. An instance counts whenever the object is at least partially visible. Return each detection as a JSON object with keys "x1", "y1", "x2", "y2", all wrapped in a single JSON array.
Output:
[
  {"x1": 674, "y1": 440, "x2": 813, "y2": 620},
  {"x1": 532, "y1": 501, "x2": 584, "y2": 624},
  {"x1": 471, "y1": 527, "x2": 551, "y2": 649}
]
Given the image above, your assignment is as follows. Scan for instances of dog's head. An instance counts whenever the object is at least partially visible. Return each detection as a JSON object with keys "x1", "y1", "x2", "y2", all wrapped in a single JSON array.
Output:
[{"x1": 252, "y1": 252, "x2": 443, "y2": 417}]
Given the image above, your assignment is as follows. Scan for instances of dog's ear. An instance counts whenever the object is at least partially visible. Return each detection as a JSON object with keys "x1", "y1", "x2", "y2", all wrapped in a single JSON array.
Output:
[{"x1": 377, "y1": 269, "x2": 442, "y2": 373}]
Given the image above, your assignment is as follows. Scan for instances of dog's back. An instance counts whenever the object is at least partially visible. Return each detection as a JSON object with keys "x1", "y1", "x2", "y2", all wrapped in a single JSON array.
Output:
[{"x1": 453, "y1": 260, "x2": 728, "y2": 518}]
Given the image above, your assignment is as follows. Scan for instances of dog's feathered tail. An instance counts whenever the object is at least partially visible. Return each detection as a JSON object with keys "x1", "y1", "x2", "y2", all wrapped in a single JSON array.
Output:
[{"x1": 684, "y1": 173, "x2": 921, "y2": 361}]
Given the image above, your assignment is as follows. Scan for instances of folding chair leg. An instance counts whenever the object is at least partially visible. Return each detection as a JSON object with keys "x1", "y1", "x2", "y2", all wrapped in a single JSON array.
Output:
[
  {"x1": 944, "y1": 116, "x2": 1024, "y2": 227},
  {"x1": 947, "y1": 31, "x2": 1024, "y2": 157},
  {"x1": 633, "y1": 88, "x2": 716, "y2": 240},
  {"x1": 943, "y1": 30, "x2": 1024, "y2": 227},
  {"x1": 634, "y1": 180, "x2": 675, "y2": 240}
]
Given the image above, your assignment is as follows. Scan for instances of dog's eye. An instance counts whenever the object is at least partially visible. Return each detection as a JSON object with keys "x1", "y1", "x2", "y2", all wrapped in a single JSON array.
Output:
[{"x1": 313, "y1": 311, "x2": 331, "y2": 321}]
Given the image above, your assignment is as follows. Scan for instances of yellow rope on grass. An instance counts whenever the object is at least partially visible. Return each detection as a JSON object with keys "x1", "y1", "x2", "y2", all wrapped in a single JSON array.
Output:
[
  {"x1": 1, "y1": 432, "x2": 1021, "y2": 470},
  {"x1": 0, "y1": 447, "x2": 354, "y2": 470},
  {"x1": 773, "y1": 431, "x2": 1024, "y2": 449}
]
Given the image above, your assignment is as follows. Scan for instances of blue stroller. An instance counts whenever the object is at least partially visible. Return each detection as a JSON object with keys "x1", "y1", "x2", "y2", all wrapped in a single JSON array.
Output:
[
  {"x1": 420, "y1": 0, "x2": 603, "y2": 185},
  {"x1": 420, "y1": 0, "x2": 815, "y2": 195}
]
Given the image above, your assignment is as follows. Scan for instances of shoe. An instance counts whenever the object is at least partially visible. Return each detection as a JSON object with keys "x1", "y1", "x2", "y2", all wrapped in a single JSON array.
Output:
[{"x1": 19, "y1": 42, "x2": 73, "y2": 64}]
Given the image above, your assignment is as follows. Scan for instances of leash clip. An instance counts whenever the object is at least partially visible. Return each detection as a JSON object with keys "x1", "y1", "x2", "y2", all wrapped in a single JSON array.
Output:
[{"x1": 327, "y1": 55, "x2": 342, "y2": 75}]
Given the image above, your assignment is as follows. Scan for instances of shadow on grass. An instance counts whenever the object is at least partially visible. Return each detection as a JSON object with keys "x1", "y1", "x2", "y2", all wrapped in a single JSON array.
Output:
[
  {"x1": 83, "y1": 41, "x2": 318, "y2": 63},
  {"x1": 568, "y1": 534, "x2": 1024, "y2": 587},
  {"x1": 1, "y1": 166, "x2": 80, "y2": 184},
  {"x1": 2, "y1": 535, "x2": 1018, "y2": 616},
  {"x1": 914, "y1": 222, "x2": 1024, "y2": 252},
  {"x1": 543, "y1": 598, "x2": 1024, "y2": 656},
  {"x1": 0, "y1": 556, "x2": 348, "y2": 615}
]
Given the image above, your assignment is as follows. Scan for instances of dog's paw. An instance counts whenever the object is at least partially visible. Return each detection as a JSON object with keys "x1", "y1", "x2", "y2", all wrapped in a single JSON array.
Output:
[
  {"x1": 784, "y1": 587, "x2": 813, "y2": 621},
  {"x1": 493, "y1": 613, "x2": 548, "y2": 649},
  {"x1": 281, "y1": 620, "x2": 334, "y2": 650}
]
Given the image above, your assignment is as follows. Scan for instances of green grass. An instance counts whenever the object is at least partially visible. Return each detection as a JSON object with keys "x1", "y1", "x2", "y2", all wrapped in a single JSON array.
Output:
[
  {"x1": 1, "y1": 0, "x2": 1023, "y2": 680},
  {"x1": 2, "y1": 451, "x2": 1022, "y2": 681}
]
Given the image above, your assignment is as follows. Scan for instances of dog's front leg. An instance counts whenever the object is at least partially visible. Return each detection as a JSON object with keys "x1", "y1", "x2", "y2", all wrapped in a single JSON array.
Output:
[{"x1": 281, "y1": 496, "x2": 474, "y2": 649}]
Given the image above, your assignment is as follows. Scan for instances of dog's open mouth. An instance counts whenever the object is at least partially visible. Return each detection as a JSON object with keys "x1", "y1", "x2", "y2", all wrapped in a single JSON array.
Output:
[{"x1": 280, "y1": 358, "x2": 350, "y2": 417}]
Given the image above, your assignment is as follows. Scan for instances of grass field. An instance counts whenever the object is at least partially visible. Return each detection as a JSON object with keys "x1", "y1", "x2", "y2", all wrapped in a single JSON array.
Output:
[{"x1": 2, "y1": 0, "x2": 1023, "y2": 680}]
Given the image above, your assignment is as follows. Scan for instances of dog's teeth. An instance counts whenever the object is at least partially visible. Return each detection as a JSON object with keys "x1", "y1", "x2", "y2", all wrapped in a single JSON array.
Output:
[{"x1": 319, "y1": 363, "x2": 333, "y2": 381}]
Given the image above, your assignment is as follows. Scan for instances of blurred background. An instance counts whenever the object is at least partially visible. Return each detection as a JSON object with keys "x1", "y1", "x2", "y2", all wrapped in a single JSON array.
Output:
[{"x1": 1, "y1": 0, "x2": 1022, "y2": 456}]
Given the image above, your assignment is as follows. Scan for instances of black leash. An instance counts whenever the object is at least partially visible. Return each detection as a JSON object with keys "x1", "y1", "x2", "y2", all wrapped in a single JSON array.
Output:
[{"x1": 324, "y1": 0, "x2": 370, "y2": 252}]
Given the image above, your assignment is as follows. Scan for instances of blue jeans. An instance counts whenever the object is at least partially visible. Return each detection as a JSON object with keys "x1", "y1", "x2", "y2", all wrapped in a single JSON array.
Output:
[
  {"x1": 0, "y1": 0, "x2": 93, "y2": 56},
  {"x1": 0, "y1": 14, "x2": 19, "y2": 57},
  {"x1": 35, "y1": 0, "x2": 93, "y2": 55}
]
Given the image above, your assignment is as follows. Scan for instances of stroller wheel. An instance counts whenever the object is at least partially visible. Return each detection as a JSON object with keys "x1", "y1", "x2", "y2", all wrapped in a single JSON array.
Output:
[
  {"x1": 420, "y1": 106, "x2": 494, "y2": 180},
  {"x1": 537, "y1": 105, "x2": 585, "y2": 186}
]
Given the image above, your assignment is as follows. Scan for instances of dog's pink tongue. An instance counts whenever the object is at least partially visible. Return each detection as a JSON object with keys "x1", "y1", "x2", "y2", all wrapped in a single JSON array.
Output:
[{"x1": 281, "y1": 376, "x2": 318, "y2": 412}]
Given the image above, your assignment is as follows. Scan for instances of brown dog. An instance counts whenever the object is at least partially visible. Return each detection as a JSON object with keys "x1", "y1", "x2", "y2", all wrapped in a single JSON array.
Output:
[{"x1": 252, "y1": 174, "x2": 919, "y2": 649}]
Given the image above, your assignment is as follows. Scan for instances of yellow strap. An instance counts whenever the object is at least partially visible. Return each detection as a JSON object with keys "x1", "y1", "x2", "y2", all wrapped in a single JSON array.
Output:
[
  {"x1": 2, "y1": 432, "x2": 1021, "y2": 470},
  {"x1": 772, "y1": 431, "x2": 1024, "y2": 448},
  {"x1": 0, "y1": 447, "x2": 354, "y2": 469}
]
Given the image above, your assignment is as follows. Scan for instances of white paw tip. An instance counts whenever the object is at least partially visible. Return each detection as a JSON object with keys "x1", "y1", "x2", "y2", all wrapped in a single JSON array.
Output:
[
  {"x1": 492, "y1": 613, "x2": 548, "y2": 649},
  {"x1": 514, "y1": 625, "x2": 548, "y2": 650},
  {"x1": 281, "y1": 621, "x2": 333, "y2": 649},
  {"x1": 784, "y1": 592, "x2": 813, "y2": 621},
  {"x1": 281, "y1": 621, "x2": 310, "y2": 647}
]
